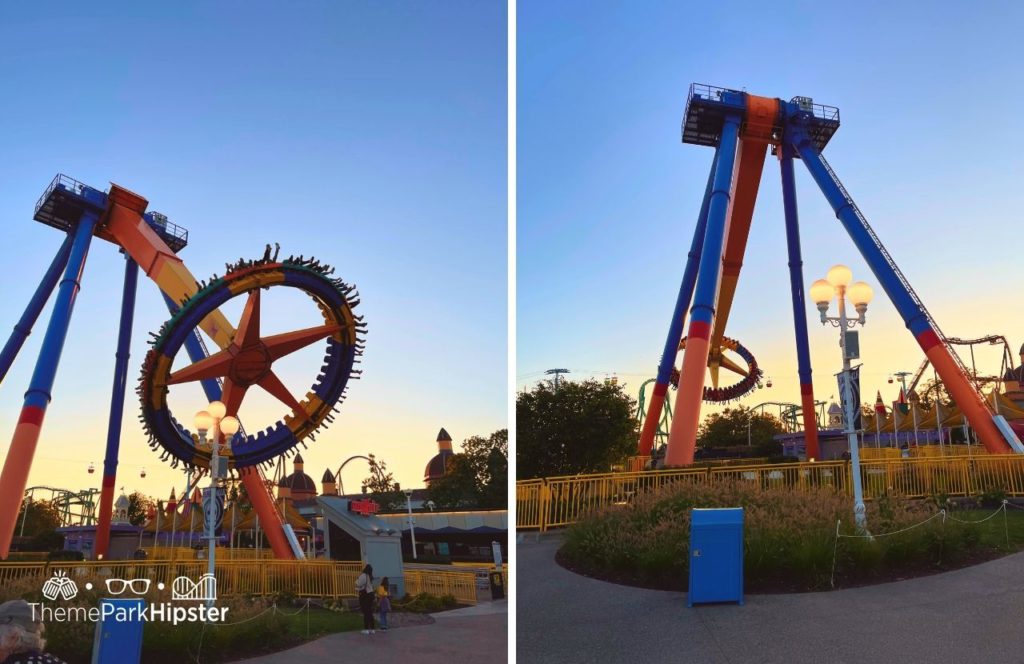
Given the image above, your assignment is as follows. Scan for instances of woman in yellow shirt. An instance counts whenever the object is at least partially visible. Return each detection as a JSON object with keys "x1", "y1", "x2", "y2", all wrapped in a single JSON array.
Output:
[{"x1": 376, "y1": 577, "x2": 392, "y2": 631}]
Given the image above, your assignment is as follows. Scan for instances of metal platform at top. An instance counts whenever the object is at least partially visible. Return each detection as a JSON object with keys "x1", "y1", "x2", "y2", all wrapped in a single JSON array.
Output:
[
  {"x1": 681, "y1": 83, "x2": 840, "y2": 153},
  {"x1": 33, "y1": 174, "x2": 188, "y2": 252}
]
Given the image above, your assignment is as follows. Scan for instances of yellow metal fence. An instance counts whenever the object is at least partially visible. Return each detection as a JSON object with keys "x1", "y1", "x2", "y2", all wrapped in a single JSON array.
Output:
[
  {"x1": 144, "y1": 546, "x2": 276, "y2": 561},
  {"x1": 518, "y1": 454, "x2": 1024, "y2": 531},
  {"x1": 404, "y1": 569, "x2": 480, "y2": 605}
]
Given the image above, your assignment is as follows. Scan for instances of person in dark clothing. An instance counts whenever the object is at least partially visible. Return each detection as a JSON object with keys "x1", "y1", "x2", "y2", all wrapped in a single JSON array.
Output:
[{"x1": 355, "y1": 564, "x2": 376, "y2": 634}]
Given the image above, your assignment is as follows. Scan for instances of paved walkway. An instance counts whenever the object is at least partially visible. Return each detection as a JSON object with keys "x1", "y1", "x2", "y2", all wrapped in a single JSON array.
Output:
[
  {"x1": 239, "y1": 601, "x2": 507, "y2": 663},
  {"x1": 518, "y1": 533, "x2": 1024, "y2": 664}
]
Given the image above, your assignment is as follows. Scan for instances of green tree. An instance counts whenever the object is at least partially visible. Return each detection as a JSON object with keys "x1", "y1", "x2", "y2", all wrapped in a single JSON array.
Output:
[
  {"x1": 361, "y1": 454, "x2": 405, "y2": 511},
  {"x1": 126, "y1": 492, "x2": 156, "y2": 526},
  {"x1": 427, "y1": 455, "x2": 479, "y2": 509},
  {"x1": 696, "y1": 406, "x2": 784, "y2": 454},
  {"x1": 914, "y1": 377, "x2": 953, "y2": 410},
  {"x1": 516, "y1": 380, "x2": 637, "y2": 479},
  {"x1": 427, "y1": 429, "x2": 508, "y2": 510},
  {"x1": 16, "y1": 499, "x2": 62, "y2": 537},
  {"x1": 234, "y1": 476, "x2": 277, "y2": 512}
]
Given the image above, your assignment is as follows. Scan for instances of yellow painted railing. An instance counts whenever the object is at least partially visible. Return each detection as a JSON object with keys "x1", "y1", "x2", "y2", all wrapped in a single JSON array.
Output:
[
  {"x1": 517, "y1": 454, "x2": 1024, "y2": 531},
  {"x1": 143, "y1": 546, "x2": 276, "y2": 561},
  {"x1": 142, "y1": 546, "x2": 196, "y2": 560},
  {"x1": 626, "y1": 456, "x2": 650, "y2": 472},
  {"x1": 404, "y1": 569, "x2": 480, "y2": 605},
  {"x1": 0, "y1": 560, "x2": 361, "y2": 598},
  {"x1": 623, "y1": 455, "x2": 772, "y2": 471},
  {"x1": 0, "y1": 560, "x2": 480, "y2": 604}
]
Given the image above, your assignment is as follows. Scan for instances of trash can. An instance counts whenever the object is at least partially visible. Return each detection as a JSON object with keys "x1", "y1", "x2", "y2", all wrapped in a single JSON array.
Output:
[
  {"x1": 688, "y1": 507, "x2": 743, "y2": 607},
  {"x1": 488, "y1": 570, "x2": 505, "y2": 600}
]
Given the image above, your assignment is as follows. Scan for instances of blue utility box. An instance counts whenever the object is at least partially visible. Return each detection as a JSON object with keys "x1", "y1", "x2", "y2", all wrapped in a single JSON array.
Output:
[
  {"x1": 92, "y1": 598, "x2": 145, "y2": 663},
  {"x1": 688, "y1": 507, "x2": 744, "y2": 607}
]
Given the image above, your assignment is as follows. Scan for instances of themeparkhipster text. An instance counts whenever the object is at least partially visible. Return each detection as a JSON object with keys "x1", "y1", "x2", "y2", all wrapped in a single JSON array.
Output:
[{"x1": 30, "y1": 602, "x2": 229, "y2": 626}]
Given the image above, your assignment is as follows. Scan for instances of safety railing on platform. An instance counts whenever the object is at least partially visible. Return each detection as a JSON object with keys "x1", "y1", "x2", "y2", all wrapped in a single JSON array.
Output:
[
  {"x1": 517, "y1": 455, "x2": 1024, "y2": 531},
  {"x1": 34, "y1": 173, "x2": 91, "y2": 216}
]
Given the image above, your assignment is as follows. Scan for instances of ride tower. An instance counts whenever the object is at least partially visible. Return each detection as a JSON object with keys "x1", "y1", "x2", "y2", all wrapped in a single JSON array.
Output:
[
  {"x1": 638, "y1": 84, "x2": 1022, "y2": 466},
  {"x1": 0, "y1": 175, "x2": 365, "y2": 559}
]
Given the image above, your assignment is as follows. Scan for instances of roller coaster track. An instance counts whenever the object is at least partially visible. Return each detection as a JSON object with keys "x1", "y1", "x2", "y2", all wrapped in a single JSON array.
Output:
[
  {"x1": 908, "y1": 335, "x2": 1015, "y2": 396},
  {"x1": 748, "y1": 400, "x2": 827, "y2": 432},
  {"x1": 22, "y1": 486, "x2": 100, "y2": 527}
]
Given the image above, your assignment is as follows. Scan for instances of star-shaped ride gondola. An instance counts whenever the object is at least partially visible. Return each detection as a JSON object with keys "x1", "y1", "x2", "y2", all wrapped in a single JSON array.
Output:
[{"x1": 166, "y1": 288, "x2": 341, "y2": 428}]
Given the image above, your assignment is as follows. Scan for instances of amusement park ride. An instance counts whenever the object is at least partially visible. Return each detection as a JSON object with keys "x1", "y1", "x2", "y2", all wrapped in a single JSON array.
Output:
[
  {"x1": 637, "y1": 84, "x2": 1023, "y2": 466},
  {"x1": 0, "y1": 175, "x2": 365, "y2": 560}
]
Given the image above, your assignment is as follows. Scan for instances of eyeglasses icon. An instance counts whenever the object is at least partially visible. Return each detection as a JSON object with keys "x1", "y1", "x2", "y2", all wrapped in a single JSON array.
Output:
[{"x1": 105, "y1": 578, "x2": 151, "y2": 595}]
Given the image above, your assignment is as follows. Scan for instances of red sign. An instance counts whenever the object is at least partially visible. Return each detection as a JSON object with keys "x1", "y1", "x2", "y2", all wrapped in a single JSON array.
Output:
[{"x1": 349, "y1": 499, "x2": 380, "y2": 517}]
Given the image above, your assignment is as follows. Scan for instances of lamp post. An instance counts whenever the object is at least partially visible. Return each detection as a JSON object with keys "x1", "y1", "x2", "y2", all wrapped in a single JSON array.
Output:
[
  {"x1": 403, "y1": 488, "x2": 417, "y2": 560},
  {"x1": 194, "y1": 400, "x2": 239, "y2": 614},
  {"x1": 810, "y1": 264, "x2": 874, "y2": 532}
]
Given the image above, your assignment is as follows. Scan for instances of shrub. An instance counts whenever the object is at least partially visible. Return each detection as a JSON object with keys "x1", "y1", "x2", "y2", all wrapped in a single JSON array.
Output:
[
  {"x1": 561, "y1": 479, "x2": 983, "y2": 592},
  {"x1": 976, "y1": 486, "x2": 1007, "y2": 508},
  {"x1": 272, "y1": 589, "x2": 297, "y2": 607},
  {"x1": 395, "y1": 592, "x2": 459, "y2": 613}
]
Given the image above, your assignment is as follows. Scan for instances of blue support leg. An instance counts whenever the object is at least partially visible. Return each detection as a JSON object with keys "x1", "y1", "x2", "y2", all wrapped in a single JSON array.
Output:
[
  {"x1": 161, "y1": 293, "x2": 222, "y2": 401},
  {"x1": 791, "y1": 128, "x2": 1012, "y2": 453},
  {"x1": 0, "y1": 211, "x2": 98, "y2": 558},
  {"x1": 95, "y1": 255, "x2": 140, "y2": 558},
  {"x1": 0, "y1": 233, "x2": 74, "y2": 385},
  {"x1": 779, "y1": 144, "x2": 820, "y2": 459}
]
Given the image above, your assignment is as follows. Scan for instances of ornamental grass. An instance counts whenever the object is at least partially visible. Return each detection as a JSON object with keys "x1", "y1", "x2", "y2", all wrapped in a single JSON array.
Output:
[{"x1": 561, "y1": 479, "x2": 984, "y2": 591}]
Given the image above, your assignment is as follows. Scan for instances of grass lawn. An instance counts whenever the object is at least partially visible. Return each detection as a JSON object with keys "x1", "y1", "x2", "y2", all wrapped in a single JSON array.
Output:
[
  {"x1": 279, "y1": 605, "x2": 365, "y2": 640},
  {"x1": 954, "y1": 505, "x2": 1024, "y2": 551}
]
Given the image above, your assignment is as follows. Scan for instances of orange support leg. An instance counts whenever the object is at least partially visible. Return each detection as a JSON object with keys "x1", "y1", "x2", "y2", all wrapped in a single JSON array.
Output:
[
  {"x1": 240, "y1": 467, "x2": 293, "y2": 556},
  {"x1": 666, "y1": 327, "x2": 712, "y2": 466},
  {"x1": 800, "y1": 387, "x2": 820, "y2": 458},
  {"x1": 922, "y1": 335, "x2": 1010, "y2": 454}
]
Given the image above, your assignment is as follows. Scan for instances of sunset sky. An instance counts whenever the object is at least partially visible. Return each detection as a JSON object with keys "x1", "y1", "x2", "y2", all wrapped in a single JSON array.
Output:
[
  {"x1": 0, "y1": 2, "x2": 507, "y2": 502},
  {"x1": 518, "y1": 2, "x2": 1024, "y2": 421}
]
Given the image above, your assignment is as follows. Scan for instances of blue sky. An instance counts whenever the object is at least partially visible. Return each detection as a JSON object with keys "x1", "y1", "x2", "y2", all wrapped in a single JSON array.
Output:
[
  {"x1": 518, "y1": 2, "x2": 1024, "y2": 417},
  {"x1": 0, "y1": 2, "x2": 506, "y2": 500}
]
